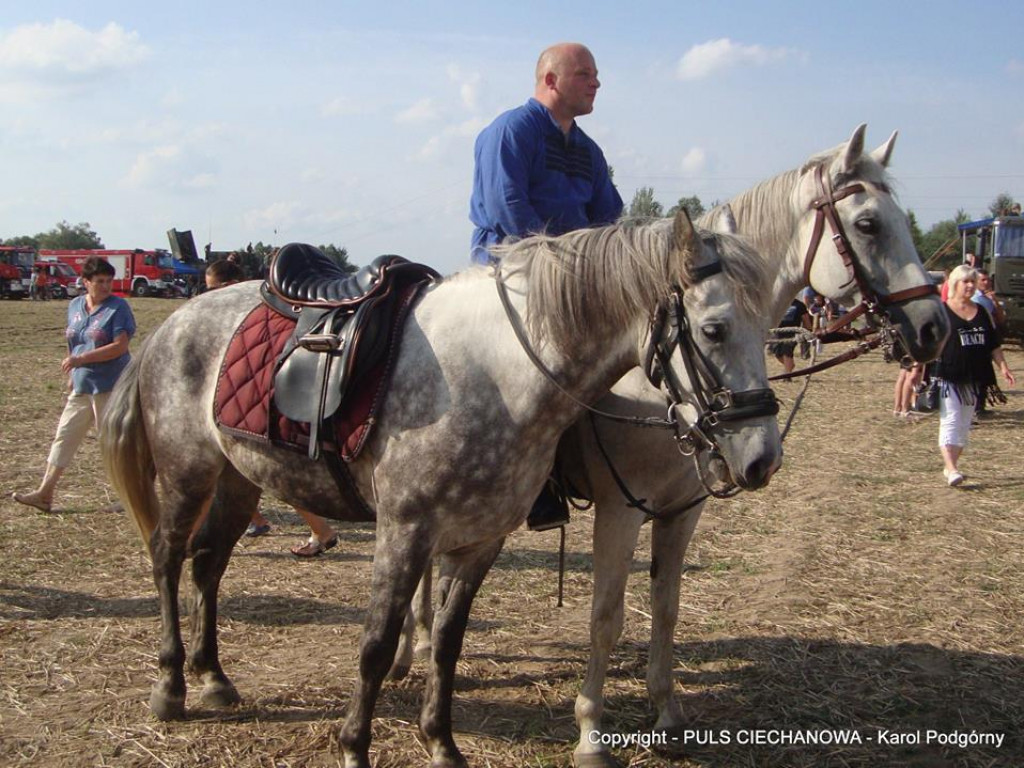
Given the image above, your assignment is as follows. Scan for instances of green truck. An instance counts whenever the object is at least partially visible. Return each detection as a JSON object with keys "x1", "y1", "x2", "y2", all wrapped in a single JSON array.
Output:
[{"x1": 958, "y1": 216, "x2": 1024, "y2": 336}]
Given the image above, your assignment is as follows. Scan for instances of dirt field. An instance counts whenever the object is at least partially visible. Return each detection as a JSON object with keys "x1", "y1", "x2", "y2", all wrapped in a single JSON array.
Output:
[{"x1": 1, "y1": 297, "x2": 1022, "y2": 768}]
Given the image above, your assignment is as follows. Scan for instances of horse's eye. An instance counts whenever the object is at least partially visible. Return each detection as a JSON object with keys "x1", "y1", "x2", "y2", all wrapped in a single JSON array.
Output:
[
  {"x1": 854, "y1": 217, "x2": 878, "y2": 235},
  {"x1": 701, "y1": 324, "x2": 725, "y2": 343}
]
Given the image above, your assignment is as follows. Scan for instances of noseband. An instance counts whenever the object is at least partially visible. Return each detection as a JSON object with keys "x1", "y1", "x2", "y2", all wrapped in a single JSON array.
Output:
[
  {"x1": 801, "y1": 165, "x2": 938, "y2": 354},
  {"x1": 642, "y1": 263, "x2": 779, "y2": 498}
]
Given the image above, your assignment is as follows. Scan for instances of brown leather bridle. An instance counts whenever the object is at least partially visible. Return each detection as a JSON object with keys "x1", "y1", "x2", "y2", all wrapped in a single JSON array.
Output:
[{"x1": 771, "y1": 165, "x2": 939, "y2": 381}]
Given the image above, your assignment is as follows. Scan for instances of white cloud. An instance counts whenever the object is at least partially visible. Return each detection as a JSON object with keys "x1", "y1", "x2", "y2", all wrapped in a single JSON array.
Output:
[
  {"x1": 676, "y1": 38, "x2": 794, "y2": 81},
  {"x1": 123, "y1": 145, "x2": 182, "y2": 187},
  {"x1": 321, "y1": 96, "x2": 368, "y2": 117},
  {"x1": 0, "y1": 19, "x2": 149, "y2": 80},
  {"x1": 681, "y1": 147, "x2": 707, "y2": 175},
  {"x1": 395, "y1": 98, "x2": 438, "y2": 124},
  {"x1": 244, "y1": 201, "x2": 303, "y2": 232},
  {"x1": 182, "y1": 173, "x2": 216, "y2": 190},
  {"x1": 417, "y1": 117, "x2": 487, "y2": 159},
  {"x1": 447, "y1": 63, "x2": 481, "y2": 111},
  {"x1": 122, "y1": 144, "x2": 218, "y2": 191}
]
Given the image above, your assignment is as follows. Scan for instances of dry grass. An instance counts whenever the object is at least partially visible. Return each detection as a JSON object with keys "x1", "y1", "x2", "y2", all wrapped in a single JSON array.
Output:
[{"x1": 1, "y1": 297, "x2": 1022, "y2": 767}]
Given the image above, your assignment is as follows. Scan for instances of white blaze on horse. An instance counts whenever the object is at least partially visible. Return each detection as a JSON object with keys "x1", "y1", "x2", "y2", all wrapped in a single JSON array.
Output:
[
  {"x1": 101, "y1": 209, "x2": 781, "y2": 768},
  {"x1": 555, "y1": 125, "x2": 949, "y2": 768}
]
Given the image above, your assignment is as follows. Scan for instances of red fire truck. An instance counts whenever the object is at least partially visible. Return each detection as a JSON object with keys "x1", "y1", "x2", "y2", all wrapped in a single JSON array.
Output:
[
  {"x1": 0, "y1": 245, "x2": 34, "y2": 299},
  {"x1": 33, "y1": 258, "x2": 83, "y2": 298},
  {"x1": 38, "y1": 249, "x2": 176, "y2": 297}
]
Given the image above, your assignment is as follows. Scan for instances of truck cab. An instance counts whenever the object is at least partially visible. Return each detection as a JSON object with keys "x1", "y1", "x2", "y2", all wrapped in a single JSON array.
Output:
[
  {"x1": 0, "y1": 246, "x2": 34, "y2": 299},
  {"x1": 958, "y1": 216, "x2": 1024, "y2": 336}
]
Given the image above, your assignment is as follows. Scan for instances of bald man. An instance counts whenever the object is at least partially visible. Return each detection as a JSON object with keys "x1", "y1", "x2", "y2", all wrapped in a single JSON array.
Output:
[{"x1": 469, "y1": 42, "x2": 623, "y2": 266}]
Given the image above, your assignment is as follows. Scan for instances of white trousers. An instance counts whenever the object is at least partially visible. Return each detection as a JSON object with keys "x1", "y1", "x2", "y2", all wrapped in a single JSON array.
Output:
[
  {"x1": 47, "y1": 392, "x2": 110, "y2": 469},
  {"x1": 937, "y1": 389, "x2": 974, "y2": 448}
]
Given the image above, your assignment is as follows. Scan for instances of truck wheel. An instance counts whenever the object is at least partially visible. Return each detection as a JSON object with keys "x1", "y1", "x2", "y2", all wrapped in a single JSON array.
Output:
[{"x1": 133, "y1": 282, "x2": 148, "y2": 297}]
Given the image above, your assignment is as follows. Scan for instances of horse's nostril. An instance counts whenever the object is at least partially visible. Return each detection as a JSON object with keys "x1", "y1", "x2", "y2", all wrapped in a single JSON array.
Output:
[
  {"x1": 739, "y1": 452, "x2": 777, "y2": 490},
  {"x1": 921, "y1": 320, "x2": 940, "y2": 348}
]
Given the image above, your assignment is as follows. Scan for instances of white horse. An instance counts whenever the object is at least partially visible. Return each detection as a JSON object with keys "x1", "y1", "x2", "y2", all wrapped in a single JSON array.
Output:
[
  {"x1": 560, "y1": 125, "x2": 950, "y2": 767},
  {"x1": 103, "y1": 210, "x2": 781, "y2": 768}
]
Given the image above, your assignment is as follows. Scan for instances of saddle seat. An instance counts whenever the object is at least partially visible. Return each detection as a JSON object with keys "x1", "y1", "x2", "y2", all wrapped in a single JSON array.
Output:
[{"x1": 269, "y1": 243, "x2": 420, "y2": 308}]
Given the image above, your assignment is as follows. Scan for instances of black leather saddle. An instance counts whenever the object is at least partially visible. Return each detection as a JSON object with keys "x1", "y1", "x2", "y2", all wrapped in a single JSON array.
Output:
[{"x1": 262, "y1": 243, "x2": 440, "y2": 459}]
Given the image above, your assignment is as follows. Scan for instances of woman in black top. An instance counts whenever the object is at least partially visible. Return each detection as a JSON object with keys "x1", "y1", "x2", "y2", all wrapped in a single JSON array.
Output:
[{"x1": 935, "y1": 265, "x2": 1015, "y2": 486}]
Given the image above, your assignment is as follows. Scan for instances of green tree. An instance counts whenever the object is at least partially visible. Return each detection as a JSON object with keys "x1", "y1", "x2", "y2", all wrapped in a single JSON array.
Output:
[
  {"x1": 907, "y1": 210, "x2": 925, "y2": 261},
  {"x1": 318, "y1": 243, "x2": 357, "y2": 273},
  {"x1": 36, "y1": 220, "x2": 104, "y2": 249},
  {"x1": 920, "y1": 218, "x2": 963, "y2": 269},
  {"x1": 627, "y1": 187, "x2": 663, "y2": 218},
  {"x1": 667, "y1": 195, "x2": 706, "y2": 219},
  {"x1": 0, "y1": 234, "x2": 39, "y2": 248},
  {"x1": 988, "y1": 192, "x2": 1018, "y2": 217}
]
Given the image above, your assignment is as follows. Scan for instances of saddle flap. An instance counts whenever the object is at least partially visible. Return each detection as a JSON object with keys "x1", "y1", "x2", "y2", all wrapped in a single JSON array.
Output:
[{"x1": 274, "y1": 308, "x2": 357, "y2": 423}]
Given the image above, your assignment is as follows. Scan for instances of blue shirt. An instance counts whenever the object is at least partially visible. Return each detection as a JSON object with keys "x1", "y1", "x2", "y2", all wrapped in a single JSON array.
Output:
[
  {"x1": 971, "y1": 291, "x2": 996, "y2": 315},
  {"x1": 469, "y1": 98, "x2": 623, "y2": 264},
  {"x1": 65, "y1": 294, "x2": 136, "y2": 394}
]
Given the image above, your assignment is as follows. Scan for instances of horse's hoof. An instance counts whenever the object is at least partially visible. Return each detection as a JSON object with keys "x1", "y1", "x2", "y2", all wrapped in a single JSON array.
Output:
[
  {"x1": 430, "y1": 752, "x2": 469, "y2": 768},
  {"x1": 149, "y1": 689, "x2": 186, "y2": 721},
  {"x1": 386, "y1": 662, "x2": 411, "y2": 681},
  {"x1": 573, "y1": 751, "x2": 625, "y2": 768},
  {"x1": 201, "y1": 679, "x2": 241, "y2": 708},
  {"x1": 342, "y1": 753, "x2": 371, "y2": 768},
  {"x1": 414, "y1": 641, "x2": 432, "y2": 661}
]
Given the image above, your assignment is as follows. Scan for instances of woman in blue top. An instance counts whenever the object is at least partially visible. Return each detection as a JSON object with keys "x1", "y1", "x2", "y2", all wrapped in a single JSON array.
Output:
[{"x1": 13, "y1": 257, "x2": 136, "y2": 512}]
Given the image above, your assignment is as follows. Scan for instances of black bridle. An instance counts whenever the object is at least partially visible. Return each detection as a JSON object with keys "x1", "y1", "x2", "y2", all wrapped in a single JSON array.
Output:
[
  {"x1": 642, "y1": 270, "x2": 779, "y2": 499},
  {"x1": 495, "y1": 259, "x2": 779, "y2": 505}
]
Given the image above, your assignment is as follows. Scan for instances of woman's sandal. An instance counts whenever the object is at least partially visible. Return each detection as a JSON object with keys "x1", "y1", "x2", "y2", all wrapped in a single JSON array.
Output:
[
  {"x1": 12, "y1": 492, "x2": 52, "y2": 513},
  {"x1": 290, "y1": 535, "x2": 339, "y2": 558}
]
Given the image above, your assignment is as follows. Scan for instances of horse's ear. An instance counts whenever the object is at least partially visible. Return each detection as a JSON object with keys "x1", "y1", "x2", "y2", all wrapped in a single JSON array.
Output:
[
  {"x1": 869, "y1": 130, "x2": 898, "y2": 168},
  {"x1": 714, "y1": 204, "x2": 738, "y2": 235},
  {"x1": 840, "y1": 123, "x2": 868, "y2": 173},
  {"x1": 672, "y1": 207, "x2": 699, "y2": 258}
]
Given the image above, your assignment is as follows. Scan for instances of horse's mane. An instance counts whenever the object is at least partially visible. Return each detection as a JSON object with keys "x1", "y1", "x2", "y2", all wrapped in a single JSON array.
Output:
[
  {"x1": 710, "y1": 144, "x2": 895, "y2": 258},
  {"x1": 492, "y1": 217, "x2": 770, "y2": 353}
]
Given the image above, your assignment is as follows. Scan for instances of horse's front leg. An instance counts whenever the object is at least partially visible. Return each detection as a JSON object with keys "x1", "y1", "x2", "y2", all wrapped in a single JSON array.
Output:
[
  {"x1": 339, "y1": 524, "x2": 432, "y2": 768},
  {"x1": 420, "y1": 539, "x2": 504, "y2": 768},
  {"x1": 648, "y1": 502, "x2": 704, "y2": 730},
  {"x1": 573, "y1": 507, "x2": 644, "y2": 768},
  {"x1": 149, "y1": 487, "x2": 213, "y2": 721},
  {"x1": 188, "y1": 470, "x2": 261, "y2": 708},
  {"x1": 389, "y1": 561, "x2": 434, "y2": 681}
]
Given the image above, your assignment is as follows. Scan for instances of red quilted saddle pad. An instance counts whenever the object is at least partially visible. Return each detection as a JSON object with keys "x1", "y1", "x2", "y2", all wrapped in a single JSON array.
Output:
[{"x1": 214, "y1": 303, "x2": 387, "y2": 461}]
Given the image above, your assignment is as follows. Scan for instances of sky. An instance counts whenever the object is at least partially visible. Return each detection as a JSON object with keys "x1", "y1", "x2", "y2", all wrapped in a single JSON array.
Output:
[{"x1": 2, "y1": 1, "x2": 1023, "y2": 275}]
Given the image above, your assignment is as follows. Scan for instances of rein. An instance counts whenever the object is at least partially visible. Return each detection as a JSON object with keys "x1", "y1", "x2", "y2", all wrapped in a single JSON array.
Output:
[{"x1": 493, "y1": 271, "x2": 677, "y2": 431}]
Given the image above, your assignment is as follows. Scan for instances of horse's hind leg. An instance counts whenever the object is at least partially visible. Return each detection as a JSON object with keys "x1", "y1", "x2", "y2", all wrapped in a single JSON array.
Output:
[
  {"x1": 149, "y1": 485, "x2": 215, "y2": 721},
  {"x1": 188, "y1": 467, "x2": 262, "y2": 709},
  {"x1": 420, "y1": 539, "x2": 504, "y2": 768},
  {"x1": 648, "y1": 503, "x2": 704, "y2": 730},
  {"x1": 339, "y1": 525, "x2": 433, "y2": 768}
]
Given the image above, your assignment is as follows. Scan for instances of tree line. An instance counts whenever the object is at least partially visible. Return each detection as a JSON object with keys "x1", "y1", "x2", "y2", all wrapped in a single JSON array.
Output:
[{"x1": 625, "y1": 188, "x2": 1021, "y2": 269}]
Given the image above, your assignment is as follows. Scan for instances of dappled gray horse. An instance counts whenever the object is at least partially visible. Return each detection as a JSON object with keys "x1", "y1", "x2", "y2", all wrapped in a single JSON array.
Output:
[{"x1": 102, "y1": 210, "x2": 782, "y2": 768}]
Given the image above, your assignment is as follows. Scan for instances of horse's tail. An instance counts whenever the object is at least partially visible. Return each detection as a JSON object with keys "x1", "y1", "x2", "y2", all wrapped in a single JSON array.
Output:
[{"x1": 100, "y1": 345, "x2": 158, "y2": 554}]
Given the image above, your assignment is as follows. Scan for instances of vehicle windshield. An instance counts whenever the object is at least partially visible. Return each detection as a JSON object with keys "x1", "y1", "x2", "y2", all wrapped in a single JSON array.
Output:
[
  {"x1": 996, "y1": 223, "x2": 1024, "y2": 258},
  {"x1": 157, "y1": 253, "x2": 174, "y2": 270}
]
